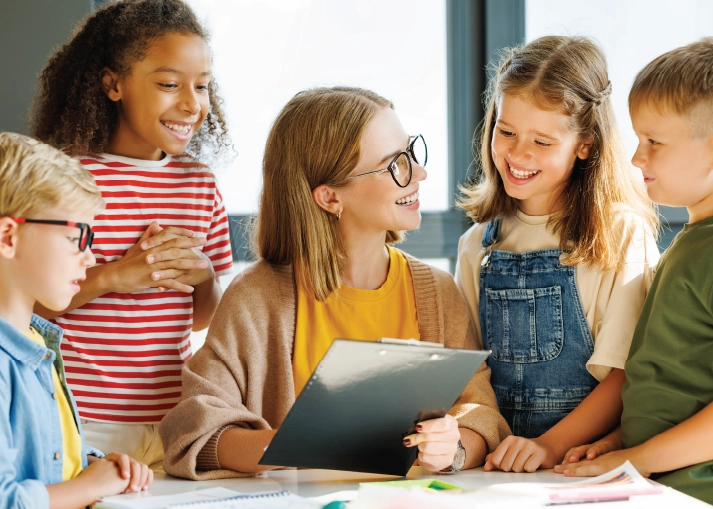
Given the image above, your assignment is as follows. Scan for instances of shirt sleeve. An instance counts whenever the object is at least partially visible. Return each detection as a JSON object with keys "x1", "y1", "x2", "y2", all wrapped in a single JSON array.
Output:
[
  {"x1": 586, "y1": 218, "x2": 660, "y2": 381},
  {"x1": 454, "y1": 226, "x2": 486, "y2": 350},
  {"x1": 203, "y1": 181, "x2": 233, "y2": 277},
  {"x1": 0, "y1": 373, "x2": 50, "y2": 509}
]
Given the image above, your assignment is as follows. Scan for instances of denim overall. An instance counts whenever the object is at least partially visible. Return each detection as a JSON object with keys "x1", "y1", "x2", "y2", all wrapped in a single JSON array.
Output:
[{"x1": 478, "y1": 219, "x2": 598, "y2": 438}]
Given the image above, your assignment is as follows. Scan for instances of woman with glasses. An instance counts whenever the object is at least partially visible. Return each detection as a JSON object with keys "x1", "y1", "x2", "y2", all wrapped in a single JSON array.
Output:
[{"x1": 159, "y1": 86, "x2": 510, "y2": 479}]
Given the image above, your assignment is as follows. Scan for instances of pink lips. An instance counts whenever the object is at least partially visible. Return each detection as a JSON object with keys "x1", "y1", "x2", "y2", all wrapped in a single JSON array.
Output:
[
  {"x1": 505, "y1": 160, "x2": 539, "y2": 185},
  {"x1": 161, "y1": 120, "x2": 195, "y2": 142}
]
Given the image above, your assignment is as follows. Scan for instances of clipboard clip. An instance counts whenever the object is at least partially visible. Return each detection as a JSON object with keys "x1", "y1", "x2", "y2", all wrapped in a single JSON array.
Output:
[{"x1": 378, "y1": 338, "x2": 445, "y2": 348}]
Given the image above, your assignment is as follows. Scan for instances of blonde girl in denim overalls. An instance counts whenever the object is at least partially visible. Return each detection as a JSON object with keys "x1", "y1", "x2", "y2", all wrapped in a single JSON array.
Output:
[{"x1": 455, "y1": 36, "x2": 660, "y2": 473}]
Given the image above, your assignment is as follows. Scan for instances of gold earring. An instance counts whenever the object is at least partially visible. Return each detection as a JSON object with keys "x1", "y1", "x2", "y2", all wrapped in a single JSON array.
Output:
[{"x1": 336, "y1": 211, "x2": 341, "y2": 220}]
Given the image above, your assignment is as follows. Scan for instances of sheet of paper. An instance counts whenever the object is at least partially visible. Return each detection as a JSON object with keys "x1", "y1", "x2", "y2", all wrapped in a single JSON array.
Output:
[
  {"x1": 168, "y1": 491, "x2": 321, "y2": 509},
  {"x1": 484, "y1": 461, "x2": 663, "y2": 503},
  {"x1": 349, "y1": 461, "x2": 666, "y2": 508},
  {"x1": 97, "y1": 487, "x2": 243, "y2": 509}
]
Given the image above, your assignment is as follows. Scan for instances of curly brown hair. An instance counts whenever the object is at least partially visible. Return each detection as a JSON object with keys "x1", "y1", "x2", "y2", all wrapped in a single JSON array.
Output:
[{"x1": 30, "y1": 0, "x2": 230, "y2": 162}]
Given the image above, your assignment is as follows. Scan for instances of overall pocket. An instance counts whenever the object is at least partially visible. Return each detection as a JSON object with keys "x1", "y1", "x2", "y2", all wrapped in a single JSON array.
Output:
[{"x1": 484, "y1": 286, "x2": 564, "y2": 363}]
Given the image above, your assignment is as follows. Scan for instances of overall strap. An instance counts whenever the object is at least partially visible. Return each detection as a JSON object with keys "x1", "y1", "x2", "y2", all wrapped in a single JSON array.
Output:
[{"x1": 481, "y1": 218, "x2": 503, "y2": 248}]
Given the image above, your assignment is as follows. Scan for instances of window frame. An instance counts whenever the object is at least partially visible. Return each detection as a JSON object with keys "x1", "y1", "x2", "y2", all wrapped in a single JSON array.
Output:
[{"x1": 227, "y1": 0, "x2": 527, "y2": 271}]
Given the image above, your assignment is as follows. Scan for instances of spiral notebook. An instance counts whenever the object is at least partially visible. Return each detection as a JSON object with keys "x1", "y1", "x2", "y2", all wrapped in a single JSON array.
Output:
[
  {"x1": 260, "y1": 338, "x2": 490, "y2": 476},
  {"x1": 167, "y1": 491, "x2": 320, "y2": 509}
]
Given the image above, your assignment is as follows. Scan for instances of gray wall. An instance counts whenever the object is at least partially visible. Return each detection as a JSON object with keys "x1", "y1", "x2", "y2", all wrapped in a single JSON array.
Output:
[{"x1": 0, "y1": 0, "x2": 92, "y2": 134}]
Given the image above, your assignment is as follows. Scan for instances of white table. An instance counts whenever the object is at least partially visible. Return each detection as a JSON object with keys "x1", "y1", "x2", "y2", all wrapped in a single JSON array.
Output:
[{"x1": 132, "y1": 466, "x2": 710, "y2": 507}]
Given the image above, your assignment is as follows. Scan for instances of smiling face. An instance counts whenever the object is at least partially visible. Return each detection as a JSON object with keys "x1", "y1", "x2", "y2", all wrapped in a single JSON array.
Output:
[
  {"x1": 631, "y1": 105, "x2": 713, "y2": 223},
  {"x1": 491, "y1": 94, "x2": 592, "y2": 215},
  {"x1": 14, "y1": 207, "x2": 97, "y2": 312},
  {"x1": 103, "y1": 33, "x2": 211, "y2": 161},
  {"x1": 336, "y1": 107, "x2": 427, "y2": 236}
]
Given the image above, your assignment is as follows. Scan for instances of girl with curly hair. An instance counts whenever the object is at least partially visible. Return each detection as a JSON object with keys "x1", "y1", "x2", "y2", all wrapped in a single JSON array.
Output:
[{"x1": 30, "y1": 0, "x2": 234, "y2": 470}]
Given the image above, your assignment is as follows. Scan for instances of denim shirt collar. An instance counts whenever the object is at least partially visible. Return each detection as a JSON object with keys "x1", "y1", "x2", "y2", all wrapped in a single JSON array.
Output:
[{"x1": 0, "y1": 314, "x2": 62, "y2": 370}]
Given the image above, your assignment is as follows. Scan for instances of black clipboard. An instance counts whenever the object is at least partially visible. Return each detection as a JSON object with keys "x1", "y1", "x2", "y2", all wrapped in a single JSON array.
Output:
[{"x1": 259, "y1": 338, "x2": 490, "y2": 476}]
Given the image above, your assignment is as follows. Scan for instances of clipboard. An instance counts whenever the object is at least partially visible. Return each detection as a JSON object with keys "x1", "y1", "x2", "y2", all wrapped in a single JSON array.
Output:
[{"x1": 259, "y1": 338, "x2": 490, "y2": 476}]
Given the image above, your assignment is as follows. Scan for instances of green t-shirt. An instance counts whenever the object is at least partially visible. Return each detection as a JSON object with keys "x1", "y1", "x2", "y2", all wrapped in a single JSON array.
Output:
[{"x1": 621, "y1": 216, "x2": 713, "y2": 502}]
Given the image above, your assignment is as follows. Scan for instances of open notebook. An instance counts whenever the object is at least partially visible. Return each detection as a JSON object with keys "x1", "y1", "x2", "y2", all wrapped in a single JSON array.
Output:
[{"x1": 98, "y1": 488, "x2": 320, "y2": 509}]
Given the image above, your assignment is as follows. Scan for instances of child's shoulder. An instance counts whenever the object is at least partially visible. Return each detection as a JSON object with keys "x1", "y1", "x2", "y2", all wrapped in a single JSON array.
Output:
[
  {"x1": 609, "y1": 203, "x2": 660, "y2": 264},
  {"x1": 169, "y1": 152, "x2": 211, "y2": 171},
  {"x1": 459, "y1": 220, "x2": 494, "y2": 251}
]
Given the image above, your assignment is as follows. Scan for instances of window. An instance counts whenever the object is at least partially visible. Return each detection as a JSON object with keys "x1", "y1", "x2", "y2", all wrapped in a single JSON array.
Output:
[{"x1": 526, "y1": 0, "x2": 713, "y2": 246}]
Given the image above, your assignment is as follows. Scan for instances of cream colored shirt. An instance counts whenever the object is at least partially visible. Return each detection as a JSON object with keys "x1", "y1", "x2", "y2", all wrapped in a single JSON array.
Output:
[{"x1": 455, "y1": 209, "x2": 660, "y2": 381}]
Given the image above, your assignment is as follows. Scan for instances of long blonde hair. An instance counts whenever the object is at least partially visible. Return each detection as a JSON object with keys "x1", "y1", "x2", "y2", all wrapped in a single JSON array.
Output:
[
  {"x1": 253, "y1": 87, "x2": 399, "y2": 301},
  {"x1": 459, "y1": 36, "x2": 657, "y2": 270}
]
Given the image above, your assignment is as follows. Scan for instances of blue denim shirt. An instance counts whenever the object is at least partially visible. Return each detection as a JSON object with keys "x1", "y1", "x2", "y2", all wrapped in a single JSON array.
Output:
[{"x1": 0, "y1": 314, "x2": 102, "y2": 508}]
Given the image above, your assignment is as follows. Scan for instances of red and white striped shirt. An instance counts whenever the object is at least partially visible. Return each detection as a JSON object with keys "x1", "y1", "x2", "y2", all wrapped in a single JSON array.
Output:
[{"x1": 56, "y1": 152, "x2": 233, "y2": 424}]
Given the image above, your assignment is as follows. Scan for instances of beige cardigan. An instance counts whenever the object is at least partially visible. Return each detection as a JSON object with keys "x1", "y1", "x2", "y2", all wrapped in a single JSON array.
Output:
[{"x1": 160, "y1": 253, "x2": 511, "y2": 480}]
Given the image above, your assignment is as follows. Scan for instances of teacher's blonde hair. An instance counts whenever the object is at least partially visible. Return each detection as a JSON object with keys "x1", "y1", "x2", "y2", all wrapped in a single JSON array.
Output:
[{"x1": 253, "y1": 87, "x2": 400, "y2": 302}]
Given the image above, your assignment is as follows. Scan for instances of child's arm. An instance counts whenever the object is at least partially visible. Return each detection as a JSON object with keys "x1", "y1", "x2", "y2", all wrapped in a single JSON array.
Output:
[
  {"x1": 485, "y1": 368, "x2": 625, "y2": 472},
  {"x1": 555, "y1": 425, "x2": 623, "y2": 471},
  {"x1": 191, "y1": 274, "x2": 222, "y2": 331},
  {"x1": 559, "y1": 401, "x2": 713, "y2": 477},
  {"x1": 35, "y1": 222, "x2": 209, "y2": 319},
  {"x1": 46, "y1": 453, "x2": 152, "y2": 509}
]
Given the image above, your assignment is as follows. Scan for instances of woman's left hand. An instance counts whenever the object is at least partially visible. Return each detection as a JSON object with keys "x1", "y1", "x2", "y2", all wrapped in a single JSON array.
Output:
[{"x1": 403, "y1": 414, "x2": 461, "y2": 472}]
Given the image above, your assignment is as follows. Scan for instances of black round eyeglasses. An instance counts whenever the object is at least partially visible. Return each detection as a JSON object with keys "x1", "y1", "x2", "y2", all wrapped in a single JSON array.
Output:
[{"x1": 348, "y1": 134, "x2": 427, "y2": 188}]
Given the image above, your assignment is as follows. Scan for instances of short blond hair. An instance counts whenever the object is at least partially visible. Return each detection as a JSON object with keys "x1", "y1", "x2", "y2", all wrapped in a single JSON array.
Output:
[
  {"x1": 629, "y1": 38, "x2": 713, "y2": 137},
  {"x1": 254, "y1": 87, "x2": 398, "y2": 302},
  {"x1": 0, "y1": 132, "x2": 104, "y2": 218}
]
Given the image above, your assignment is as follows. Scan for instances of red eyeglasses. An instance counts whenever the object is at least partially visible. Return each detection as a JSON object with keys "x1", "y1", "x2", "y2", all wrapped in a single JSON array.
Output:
[{"x1": 12, "y1": 218, "x2": 94, "y2": 252}]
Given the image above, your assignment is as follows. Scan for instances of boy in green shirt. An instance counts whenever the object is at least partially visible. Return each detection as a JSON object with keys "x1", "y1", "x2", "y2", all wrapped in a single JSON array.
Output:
[{"x1": 554, "y1": 38, "x2": 713, "y2": 504}]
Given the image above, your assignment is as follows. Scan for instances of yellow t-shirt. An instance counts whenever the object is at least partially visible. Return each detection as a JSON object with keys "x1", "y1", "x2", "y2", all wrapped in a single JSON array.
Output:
[
  {"x1": 25, "y1": 327, "x2": 83, "y2": 481},
  {"x1": 292, "y1": 246, "x2": 420, "y2": 396}
]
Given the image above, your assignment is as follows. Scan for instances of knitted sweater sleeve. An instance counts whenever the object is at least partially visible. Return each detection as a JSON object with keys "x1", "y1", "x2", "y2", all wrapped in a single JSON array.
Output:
[
  {"x1": 433, "y1": 267, "x2": 512, "y2": 453},
  {"x1": 159, "y1": 262, "x2": 296, "y2": 480}
]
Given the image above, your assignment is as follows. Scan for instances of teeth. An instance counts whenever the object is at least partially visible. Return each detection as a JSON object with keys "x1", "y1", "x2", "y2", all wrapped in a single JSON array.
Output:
[
  {"x1": 162, "y1": 122, "x2": 192, "y2": 135},
  {"x1": 508, "y1": 163, "x2": 539, "y2": 179},
  {"x1": 396, "y1": 191, "x2": 419, "y2": 205}
]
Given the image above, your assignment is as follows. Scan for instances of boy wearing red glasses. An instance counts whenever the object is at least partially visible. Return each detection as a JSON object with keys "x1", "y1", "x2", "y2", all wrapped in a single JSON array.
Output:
[{"x1": 0, "y1": 132, "x2": 152, "y2": 508}]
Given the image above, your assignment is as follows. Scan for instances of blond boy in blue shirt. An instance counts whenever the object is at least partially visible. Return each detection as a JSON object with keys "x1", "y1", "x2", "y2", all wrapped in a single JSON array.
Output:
[
  {"x1": 0, "y1": 132, "x2": 152, "y2": 508},
  {"x1": 555, "y1": 39, "x2": 713, "y2": 504}
]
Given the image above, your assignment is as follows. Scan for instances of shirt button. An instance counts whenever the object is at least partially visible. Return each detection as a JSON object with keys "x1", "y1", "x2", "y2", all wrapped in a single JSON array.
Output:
[
  {"x1": 52, "y1": 392, "x2": 58, "y2": 400},
  {"x1": 54, "y1": 452, "x2": 61, "y2": 460},
  {"x1": 44, "y1": 352, "x2": 51, "y2": 360}
]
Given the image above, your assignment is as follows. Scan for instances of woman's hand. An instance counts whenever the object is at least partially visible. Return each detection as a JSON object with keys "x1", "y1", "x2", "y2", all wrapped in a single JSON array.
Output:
[{"x1": 402, "y1": 414, "x2": 461, "y2": 472}]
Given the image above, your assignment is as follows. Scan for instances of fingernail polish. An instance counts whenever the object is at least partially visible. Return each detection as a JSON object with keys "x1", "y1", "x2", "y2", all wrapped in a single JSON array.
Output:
[
  {"x1": 403, "y1": 439, "x2": 411, "y2": 446},
  {"x1": 415, "y1": 424, "x2": 423, "y2": 432}
]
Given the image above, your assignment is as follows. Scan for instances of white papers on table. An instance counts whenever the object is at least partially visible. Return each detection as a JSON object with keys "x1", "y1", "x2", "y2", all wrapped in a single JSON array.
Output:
[
  {"x1": 97, "y1": 487, "x2": 243, "y2": 509},
  {"x1": 349, "y1": 461, "x2": 666, "y2": 509}
]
